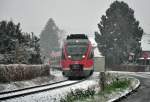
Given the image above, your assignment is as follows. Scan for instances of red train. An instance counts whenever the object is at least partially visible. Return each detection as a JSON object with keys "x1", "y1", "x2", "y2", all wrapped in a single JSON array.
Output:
[{"x1": 61, "y1": 34, "x2": 94, "y2": 78}]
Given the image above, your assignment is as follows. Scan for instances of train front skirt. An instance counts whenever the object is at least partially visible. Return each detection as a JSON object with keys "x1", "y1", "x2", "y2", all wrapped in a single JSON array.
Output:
[{"x1": 62, "y1": 66, "x2": 93, "y2": 77}]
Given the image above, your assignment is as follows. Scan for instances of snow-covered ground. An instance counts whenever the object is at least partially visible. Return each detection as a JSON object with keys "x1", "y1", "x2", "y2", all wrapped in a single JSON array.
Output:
[
  {"x1": 0, "y1": 71, "x2": 99, "y2": 102},
  {"x1": 2, "y1": 79, "x2": 98, "y2": 102},
  {"x1": 0, "y1": 68, "x2": 67, "y2": 93},
  {"x1": 0, "y1": 70, "x2": 140, "y2": 102},
  {"x1": 107, "y1": 77, "x2": 140, "y2": 102},
  {"x1": 0, "y1": 69, "x2": 99, "y2": 102}
]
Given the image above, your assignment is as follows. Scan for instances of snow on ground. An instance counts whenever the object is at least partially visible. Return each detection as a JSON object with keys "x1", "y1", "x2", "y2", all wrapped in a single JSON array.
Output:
[
  {"x1": 10, "y1": 71, "x2": 138, "y2": 102},
  {"x1": 2, "y1": 77, "x2": 99, "y2": 102},
  {"x1": 107, "y1": 76, "x2": 140, "y2": 102},
  {"x1": 0, "y1": 69, "x2": 99, "y2": 102},
  {"x1": 0, "y1": 68, "x2": 66, "y2": 92},
  {"x1": 0, "y1": 70, "x2": 141, "y2": 102}
]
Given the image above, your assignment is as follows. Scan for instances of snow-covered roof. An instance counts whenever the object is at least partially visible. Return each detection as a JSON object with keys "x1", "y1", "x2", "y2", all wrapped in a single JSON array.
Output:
[
  {"x1": 94, "y1": 47, "x2": 103, "y2": 57},
  {"x1": 89, "y1": 37, "x2": 97, "y2": 47},
  {"x1": 88, "y1": 36, "x2": 103, "y2": 57}
]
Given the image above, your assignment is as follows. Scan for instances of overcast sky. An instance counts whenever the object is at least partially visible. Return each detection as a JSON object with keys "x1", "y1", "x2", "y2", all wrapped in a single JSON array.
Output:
[{"x1": 0, "y1": 0, "x2": 150, "y2": 36}]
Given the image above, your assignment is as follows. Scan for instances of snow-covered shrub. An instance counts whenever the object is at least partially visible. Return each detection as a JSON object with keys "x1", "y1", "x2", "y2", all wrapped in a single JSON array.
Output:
[{"x1": 0, "y1": 64, "x2": 50, "y2": 82}]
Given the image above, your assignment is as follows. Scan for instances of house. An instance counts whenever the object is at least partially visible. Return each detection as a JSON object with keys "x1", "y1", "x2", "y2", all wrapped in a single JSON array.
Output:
[{"x1": 138, "y1": 33, "x2": 150, "y2": 65}]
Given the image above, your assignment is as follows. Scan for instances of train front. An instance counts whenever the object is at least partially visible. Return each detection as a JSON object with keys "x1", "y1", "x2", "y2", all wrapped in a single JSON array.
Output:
[{"x1": 61, "y1": 36, "x2": 94, "y2": 78}]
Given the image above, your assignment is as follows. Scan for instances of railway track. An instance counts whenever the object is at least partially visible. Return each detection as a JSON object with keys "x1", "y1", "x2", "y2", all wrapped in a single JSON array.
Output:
[
  {"x1": 0, "y1": 79, "x2": 85, "y2": 101},
  {"x1": 0, "y1": 66, "x2": 94, "y2": 101}
]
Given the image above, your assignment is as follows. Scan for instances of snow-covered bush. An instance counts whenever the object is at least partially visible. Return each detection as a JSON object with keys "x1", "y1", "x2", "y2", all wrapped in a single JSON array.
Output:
[
  {"x1": 60, "y1": 87, "x2": 96, "y2": 102},
  {"x1": 0, "y1": 64, "x2": 50, "y2": 82}
]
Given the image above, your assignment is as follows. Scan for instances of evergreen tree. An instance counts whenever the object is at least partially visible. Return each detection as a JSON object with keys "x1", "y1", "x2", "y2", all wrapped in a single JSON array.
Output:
[
  {"x1": 95, "y1": 1, "x2": 143, "y2": 67},
  {"x1": 0, "y1": 21, "x2": 21, "y2": 54},
  {"x1": 0, "y1": 20, "x2": 42, "y2": 64},
  {"x1": 40, "y1": 18, "x2": 61, "y2": 58},
  {"x1": 29, "y1": 33, "x2": 42, "y2": 64}
]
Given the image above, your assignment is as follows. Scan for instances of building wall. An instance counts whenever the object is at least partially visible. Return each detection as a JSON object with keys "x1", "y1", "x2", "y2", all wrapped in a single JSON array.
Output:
[{"x1": 141, "y1": 34, "x2": 150, "y2": 51}]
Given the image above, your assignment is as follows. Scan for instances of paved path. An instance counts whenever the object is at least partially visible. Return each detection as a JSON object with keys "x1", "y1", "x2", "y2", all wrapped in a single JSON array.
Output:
[{"x1": 120, "y1": 72, "x2": 150, "y2": 102}]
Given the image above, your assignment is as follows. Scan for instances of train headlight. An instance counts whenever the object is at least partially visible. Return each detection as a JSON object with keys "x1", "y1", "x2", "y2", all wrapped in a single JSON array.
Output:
[
  {"x1": 82, "y1": 55, "x2": 85, "y2": 58},
  {"x1": 68, "y1": 55, "x2": 71, "y2": 58}
]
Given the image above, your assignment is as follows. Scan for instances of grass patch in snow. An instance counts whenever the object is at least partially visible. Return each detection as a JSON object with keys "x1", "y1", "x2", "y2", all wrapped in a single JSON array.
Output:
[
  {"x1": 84, "y1": 78, "x2": 131, "y2": 102},
  {"x1": 101, "y1": 78, "x2": 130, "y2": 94}
]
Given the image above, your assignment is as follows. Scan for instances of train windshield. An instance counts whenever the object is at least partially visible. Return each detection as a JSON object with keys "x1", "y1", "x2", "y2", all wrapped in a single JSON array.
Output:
[{"x1": 66, "y1": 43, "x2": 88, "y2": 60}]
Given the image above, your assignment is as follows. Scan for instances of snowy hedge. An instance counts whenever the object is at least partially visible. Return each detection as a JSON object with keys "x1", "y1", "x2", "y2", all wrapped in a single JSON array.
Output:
[
  {"x1": 0, "y1": 64, "x2": 50, "y2": 82},
  {"x1": 110, "y1": 64, "x2": 150, "y2": 72}
]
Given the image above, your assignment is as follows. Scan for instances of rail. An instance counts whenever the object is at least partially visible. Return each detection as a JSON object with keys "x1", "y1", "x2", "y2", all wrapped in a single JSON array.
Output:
[{"x1": 0, "y1": 79, "x2": 86, "y2": 100}]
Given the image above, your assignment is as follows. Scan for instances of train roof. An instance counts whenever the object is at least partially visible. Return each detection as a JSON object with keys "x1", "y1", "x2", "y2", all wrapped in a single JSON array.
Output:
[
  {"x1": 66, "y1": 34, "x2": 88, "y2": 40},
  {"x1": 65, "y1": 39, "x2": 89, "y2": 44}
]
